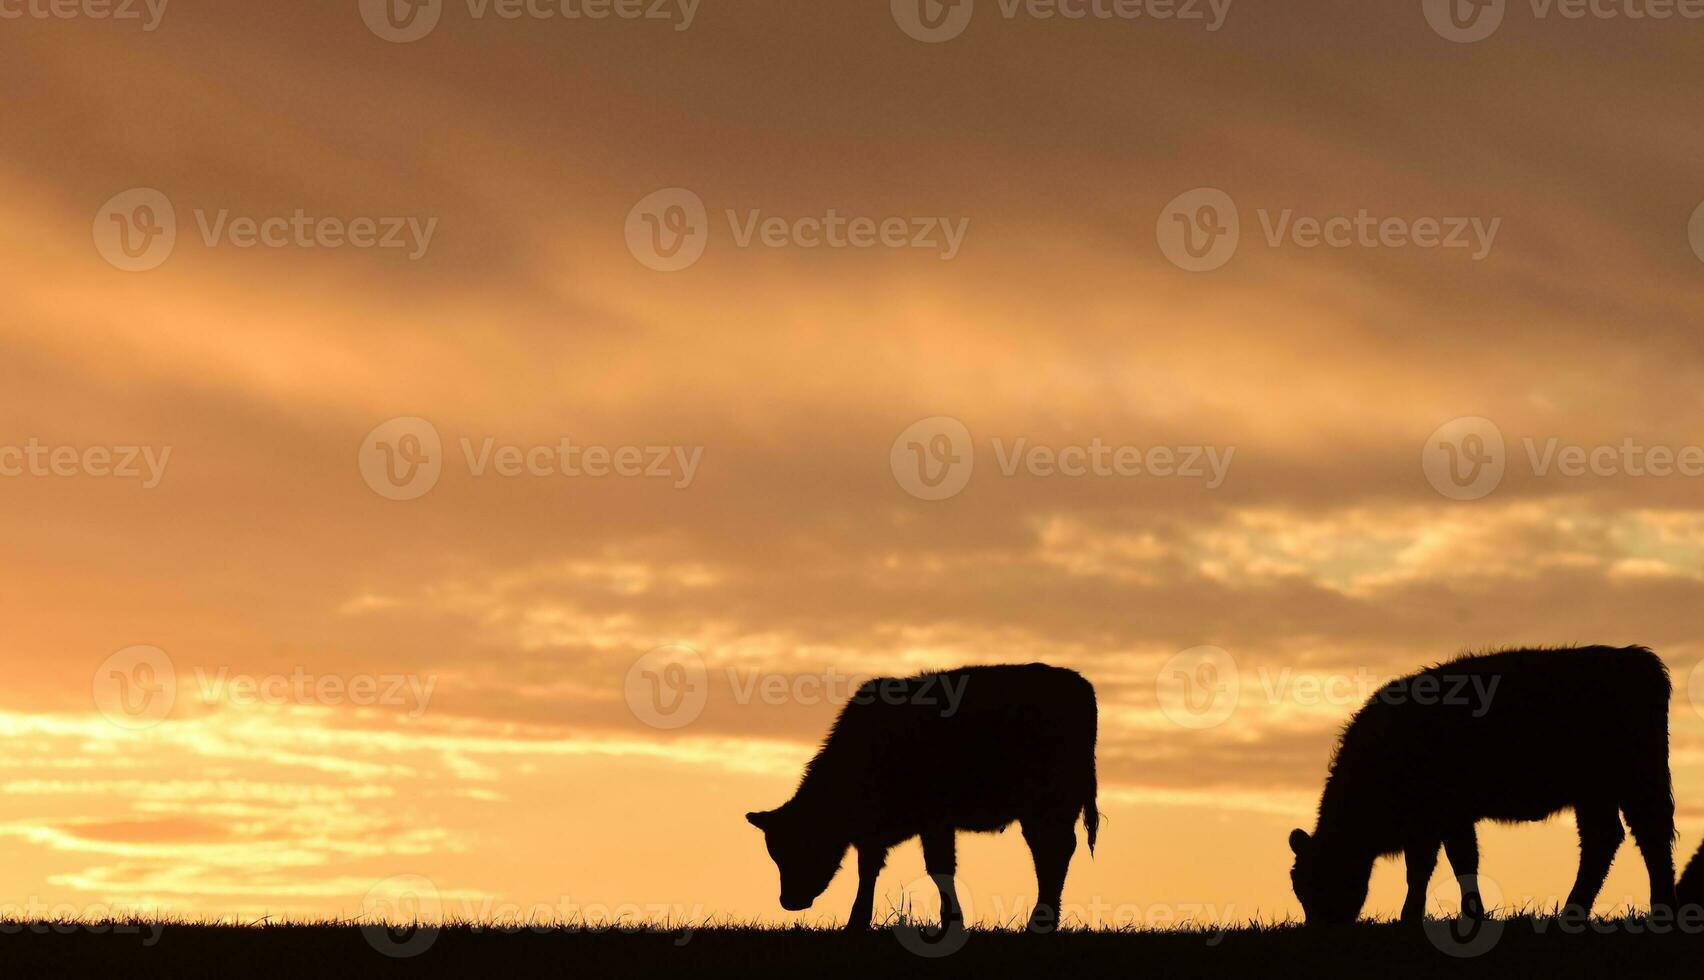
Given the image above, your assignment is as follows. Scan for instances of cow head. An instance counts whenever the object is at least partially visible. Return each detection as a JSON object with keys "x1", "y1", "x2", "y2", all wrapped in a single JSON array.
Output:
[
  {"x1": 1288, "y1": 828, "x2": 1367, "y2": 926},
  {"x1": 745, "y1": 806, "x2": 847, "y2": 912}
]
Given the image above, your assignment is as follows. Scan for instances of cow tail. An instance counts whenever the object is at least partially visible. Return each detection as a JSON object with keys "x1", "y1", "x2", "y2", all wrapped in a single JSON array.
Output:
[
  {"x1": 1083, "y1": 768, "x2": 1099, "y2": 856},
  {"x1": 1083, "y1": 693, "x2": 1099, "y2": 855}
]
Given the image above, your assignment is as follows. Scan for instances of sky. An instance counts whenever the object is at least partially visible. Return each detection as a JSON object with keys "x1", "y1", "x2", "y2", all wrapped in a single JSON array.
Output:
[{"x1": 3, "y1": 0, "x2": 1704, "y2": 934}]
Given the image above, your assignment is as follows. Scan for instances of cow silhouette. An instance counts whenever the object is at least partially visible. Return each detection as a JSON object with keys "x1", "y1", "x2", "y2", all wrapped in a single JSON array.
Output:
[
  {"x1": 745, "y1": 663, "x2": 1098, "y2": 932},
  {"x1": 1680, "y1": 842, "x2": 1704, "y2": 909},
  {"x1": 1289, "y1": 645, "x2": 1677, "y2": 924}
]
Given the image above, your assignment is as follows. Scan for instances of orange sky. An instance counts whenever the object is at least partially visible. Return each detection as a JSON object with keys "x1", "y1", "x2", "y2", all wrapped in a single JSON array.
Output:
[{"x1": 2, "y1": 0, "x2": 1704, "y2": 929}]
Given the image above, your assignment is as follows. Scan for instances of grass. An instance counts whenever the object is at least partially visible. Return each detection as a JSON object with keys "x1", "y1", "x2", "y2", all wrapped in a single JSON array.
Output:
[{"x1": 3, "y1": 911, "x2": 1702, "y2": 977}]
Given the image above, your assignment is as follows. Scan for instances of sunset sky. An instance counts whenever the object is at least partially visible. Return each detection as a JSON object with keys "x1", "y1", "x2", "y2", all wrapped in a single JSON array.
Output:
[{"x1": 3, "y1": 0, "x2": 1704, "y2": 931}]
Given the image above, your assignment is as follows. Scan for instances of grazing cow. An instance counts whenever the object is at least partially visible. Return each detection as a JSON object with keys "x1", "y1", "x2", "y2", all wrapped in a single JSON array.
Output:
[
  {"x1": 745, "y1": 663, "x2": 1098, "y2": 932},
  {"x1": 1680, "y1": 842, "x2": 1704, "y2": 909},
  {"x1": 1288, "y1": 645, "x2": 1677, "y2": 925}
]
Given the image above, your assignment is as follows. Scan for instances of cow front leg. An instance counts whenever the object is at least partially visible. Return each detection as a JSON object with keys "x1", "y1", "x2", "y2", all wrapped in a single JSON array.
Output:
[
  {"x1": 846, "y1": 843, "x2": 886, "y2": 931},
  {"x1": 1442, "y1": 824, "x2": 1483, "y2": 919},
  {"x1": 920, "y1": 827, "x2": 962, "y2": 928},
  {"x1": 1401, "y1": 838, "x2": 1439, "y2": 925}
]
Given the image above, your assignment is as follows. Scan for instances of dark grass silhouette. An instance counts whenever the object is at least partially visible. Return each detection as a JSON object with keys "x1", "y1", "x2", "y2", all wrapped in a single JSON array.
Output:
[
  {"x1": 1290, "y1": 645, "x2": 1677, "y2": 925},
  {"x1": 745, "y1": 663, "x2": 1097, "y2": 933},
  {"x1": 11, "y1": 915, "x2": 1704, "y2": 979}
]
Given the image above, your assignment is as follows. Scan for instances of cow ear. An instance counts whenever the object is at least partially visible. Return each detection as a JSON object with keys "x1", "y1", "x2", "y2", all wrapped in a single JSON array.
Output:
[
  {"x1": 745, "y1": 810, "x2": 771, "y2": 830},
  {"x1": 1288, "y1": 829, "x2": 1311, "y2": 856}
]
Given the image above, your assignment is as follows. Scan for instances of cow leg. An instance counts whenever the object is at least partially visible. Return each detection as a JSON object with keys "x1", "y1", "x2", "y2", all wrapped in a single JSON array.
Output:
[
  {"x1": 1442, "y1": 824, "x2": 1483, "y2": 919},
  {"x1": 1401, "y1": 838, "x2": 1440, "y2": 924},
  {"x1": 1021, "y1": 815, "x2": 1076, "y2": 933},
  {"x1": 1565, "y1": 803, "x2": 1624, "y2": 916},
  {"x1": 1623, "y1": 791, "x2": 1678, "y2": 914},
  {"x1": 846, "y1": 843, "x2": 887, "y2": 931},
  {"x1": 920, "y1": 827, "x2": 963, "y2": 929}
]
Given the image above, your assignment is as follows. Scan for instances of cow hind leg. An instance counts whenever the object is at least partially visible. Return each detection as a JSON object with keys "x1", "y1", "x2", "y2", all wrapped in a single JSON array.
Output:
[
  {"x1": 1021, "y1": 815, "x2": 1076, "y2": 934},
  {"x1": 1566, "y1": 803, "x2": 1624, "y2": 916},
  {"x1": 920, "y1": 827, "x2": 963, "y2": 929},
  {"x1": 1622, "y1": 792, "x2": 1677, "y2": 914}
]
